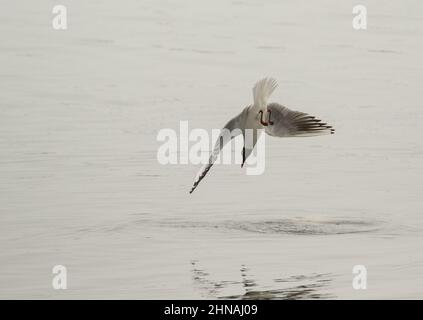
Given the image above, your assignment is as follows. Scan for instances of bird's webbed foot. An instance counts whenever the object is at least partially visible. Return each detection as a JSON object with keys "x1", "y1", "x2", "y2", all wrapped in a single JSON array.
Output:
[
  {"x1": 267, "y1": 110, "x2": 274, "y2": 125},
  {"x1": 258, "y1": 111, "x2": 268, "y2": 126}
]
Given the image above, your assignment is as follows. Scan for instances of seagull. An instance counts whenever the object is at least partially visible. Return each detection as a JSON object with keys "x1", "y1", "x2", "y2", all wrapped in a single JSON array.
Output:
[{"x1": 189, "y1": 77, "x2": 334, "y2": 194}]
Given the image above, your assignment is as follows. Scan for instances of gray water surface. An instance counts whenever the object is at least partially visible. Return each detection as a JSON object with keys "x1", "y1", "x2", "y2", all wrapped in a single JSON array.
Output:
[{"x1": 1, "y1": 0, "x2": 423, "y2": 299}]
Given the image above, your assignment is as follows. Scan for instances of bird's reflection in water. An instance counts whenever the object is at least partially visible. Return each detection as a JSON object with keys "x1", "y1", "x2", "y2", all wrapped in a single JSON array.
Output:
[{"x1": 191, "y1": 261, "x2": 334, "y2": 300}]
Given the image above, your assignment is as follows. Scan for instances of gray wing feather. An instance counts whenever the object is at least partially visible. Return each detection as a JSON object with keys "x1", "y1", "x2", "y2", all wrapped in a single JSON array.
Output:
[
  {"x1": 265, "y1": 103, "x2": 335, "y2": 137},
  {"x1": 189, "y1": 108, "x2": 247, "y2": 194}
]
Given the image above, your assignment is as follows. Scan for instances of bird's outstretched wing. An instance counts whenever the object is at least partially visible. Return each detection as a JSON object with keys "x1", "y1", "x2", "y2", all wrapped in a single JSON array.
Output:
[
  {"x1": 253, "y1": 77, "x2": 278, "y2": 109},
  {"x1": 189, "y1": 109, "x2": 247, "y2": 194},
  {"x1": 265, "y1": 103, "x2": 335, "y2": 137}
]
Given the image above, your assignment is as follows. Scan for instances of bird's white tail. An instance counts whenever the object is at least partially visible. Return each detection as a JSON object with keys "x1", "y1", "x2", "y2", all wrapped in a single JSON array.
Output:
[{"x1": 252, "y1": 77, "x2": 278, "y2": 109}]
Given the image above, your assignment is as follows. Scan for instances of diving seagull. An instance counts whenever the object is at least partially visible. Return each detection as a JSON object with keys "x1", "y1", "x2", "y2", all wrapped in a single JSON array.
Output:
[{"x1": 189, "y1": 77, "x2": 334, "y2": 194}]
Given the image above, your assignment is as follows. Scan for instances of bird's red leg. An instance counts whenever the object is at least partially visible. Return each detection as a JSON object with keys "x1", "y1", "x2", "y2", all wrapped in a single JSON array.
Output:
[
  {"x1": 259, "y1": 111, "x2": 268, "y2": 126},
  {"x1": 267, "y1": 110, "x2": 274, "y2": 125}
]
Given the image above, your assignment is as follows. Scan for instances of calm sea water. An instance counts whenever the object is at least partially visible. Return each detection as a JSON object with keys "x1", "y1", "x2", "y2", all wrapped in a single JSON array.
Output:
[{"x1": 1, "y1": 0, "x2": 423, "y2": 299}]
